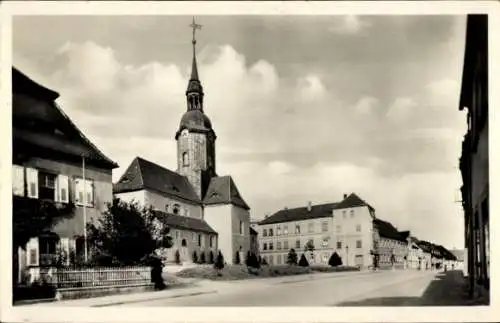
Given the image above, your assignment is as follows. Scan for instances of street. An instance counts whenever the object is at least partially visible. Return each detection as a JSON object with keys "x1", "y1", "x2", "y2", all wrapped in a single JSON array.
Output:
[{"x1": 104, "y1": 270, "x2": 469, "y2": 307}]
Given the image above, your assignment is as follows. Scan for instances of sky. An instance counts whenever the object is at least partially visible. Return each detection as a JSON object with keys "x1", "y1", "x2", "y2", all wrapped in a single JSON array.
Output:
[{"x1": 13, "y1": 15, "x2": 468, "y2": 249}]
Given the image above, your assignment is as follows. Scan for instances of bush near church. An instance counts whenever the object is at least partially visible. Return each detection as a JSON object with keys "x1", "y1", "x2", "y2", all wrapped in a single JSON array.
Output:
[
  {"x1": 174, "y1": 250, "x2": 181, "y2": 264},
  {"x1": 287, "y1": 248, "x2": 298, "y2": 265},
  {"x1": 235, "y1": 251, "x2": 241, "y2": 265},
  {"x1": 214, "y1": 251, "x2": 225, "y2": 271},
  {"x1": 200, "y1": 251, "x2": 206, "y2": 264},
  {"x1": 298, "y1": 254, "x2": 309, "y2": 267},
  {"x1": 192, "y1": 251, "x2": 198, "y2": 264},
  {"x1": 208, "y1": 250, "x2": 215, "y2": 264},
  {"x1": 328, "y1": 252, "x2": 342, "y2": 267}
]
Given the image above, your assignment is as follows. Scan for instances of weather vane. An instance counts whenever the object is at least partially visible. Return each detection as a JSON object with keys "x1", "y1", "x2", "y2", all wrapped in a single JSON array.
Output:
[{"x1": 190, "y1": 16, "x2": 202, "y2": 45}]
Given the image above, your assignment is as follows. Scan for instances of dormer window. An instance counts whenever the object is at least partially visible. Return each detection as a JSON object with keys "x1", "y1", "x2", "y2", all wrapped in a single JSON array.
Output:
[
  {"x1": 173, "y1": 204, "x2": 180, "y2": 215},
  {"x1": 182, "y1": 152, "x2": 189, "y2": 167}
]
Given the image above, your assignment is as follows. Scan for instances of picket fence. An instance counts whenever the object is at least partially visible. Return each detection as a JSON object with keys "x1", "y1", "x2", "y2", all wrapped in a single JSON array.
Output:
[{"x1": 33, "y1": 266, "x2": 152, "y2": 289}]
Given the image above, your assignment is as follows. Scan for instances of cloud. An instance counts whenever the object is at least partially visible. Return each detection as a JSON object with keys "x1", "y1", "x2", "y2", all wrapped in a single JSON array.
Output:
[
  {"x1": 354, "y1": 96, "x2": 379, "y2": 115},
  {"x1": 386, "y1": 97, "x2": 418, "y2": 122},
  {"x1": 298, "y1": 75, "x2": 326, "y2": 101},
  {"x1": 329, "y1": 16, "x2": 372, "y2": 35}
]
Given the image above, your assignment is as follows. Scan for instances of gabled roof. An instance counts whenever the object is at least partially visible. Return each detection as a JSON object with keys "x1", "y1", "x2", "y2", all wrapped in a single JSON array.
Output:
[
  {"x1": 336, "y1": 193, "x2": 375, "y2": 212},
  {"x1": 12, "y1": 67, "x2": 118, "y2": 169},
  {"x1": 153, "y1": 210, "x2": 217, "y2": 234},
  {"x1": 114, "y1": 157, "x2": 201, "y2": 204},
  {"x1": 373, "y1": 218, "x2": 407, "y2": 242},
  {"x1": 203, "y1": 175, "x2": 250, "y2": 210},
  {"x1": 259, "y1": 202, "x2": 339, "y2": 225}
]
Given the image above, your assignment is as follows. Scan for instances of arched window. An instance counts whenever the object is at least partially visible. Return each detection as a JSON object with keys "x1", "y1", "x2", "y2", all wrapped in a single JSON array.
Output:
[
  {"x1": 182, "y1": 152, "x2": 189, "y2": 167},
  {"x1": 173, "y1": 204, "x2": 180, "y2": 215},
  {"x1": 181, "y1": 239, "x2": 187, "y2": 247}
]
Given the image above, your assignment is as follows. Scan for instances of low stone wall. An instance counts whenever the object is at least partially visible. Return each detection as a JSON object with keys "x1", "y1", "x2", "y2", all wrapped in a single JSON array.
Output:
[{"x1": 55, "y1": 283, "x2": 155, "y2": 301}]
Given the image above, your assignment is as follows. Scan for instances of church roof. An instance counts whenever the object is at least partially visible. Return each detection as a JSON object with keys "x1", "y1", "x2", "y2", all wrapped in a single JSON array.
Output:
[
  {"x1": 12, "y1": 67, "x2": 118, "y2": 169},
  {"x1": 203, "y1": 175, "x2": 250, "y2": 210},
  {"x1": 113, "y1": 157, "x2": 201, "y2": 204},
  {"x1": 153, "y1": 210, "x2": 217, "y2": 234},
  {"x1": 259, "y1": 202, "x2": 340, "y2": 225}
]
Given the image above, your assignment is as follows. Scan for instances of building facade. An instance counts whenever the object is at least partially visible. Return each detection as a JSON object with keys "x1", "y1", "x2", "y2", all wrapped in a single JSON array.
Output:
[
  {"x1": 114, "y1": 22, "x2": 251, "y2": 265},
  {"x1": 458, "y1": 14, "x2": 489, "y2": 298},
  {"x1": 12, "y1": 67, "x2": 118, "y2": 281}
]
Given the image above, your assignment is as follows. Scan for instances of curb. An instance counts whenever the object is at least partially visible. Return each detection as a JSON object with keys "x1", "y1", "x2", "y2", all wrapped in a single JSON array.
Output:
[
  {"x1": 92, "y1": 289, "x2": 218, "y2": 307},
  {"x1": 14, "y1": 298, "x2": 56, "y2": 306}
]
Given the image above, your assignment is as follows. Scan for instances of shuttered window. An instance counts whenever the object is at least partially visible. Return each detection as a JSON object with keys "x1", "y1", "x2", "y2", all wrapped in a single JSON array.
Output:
[
  {"x1": 26, "y1": 168, "x2": 38, "y2": 198},
  {"x1": 12, "y1": 165, "x2": 25, "y2": 196}
]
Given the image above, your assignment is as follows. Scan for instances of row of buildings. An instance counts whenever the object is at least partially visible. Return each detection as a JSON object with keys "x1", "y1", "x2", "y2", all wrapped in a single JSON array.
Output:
[
  {"x1": 12, "y1": 24, "x2": 257, "y2": 283},
  {"x1": 458, "y1": 14, "x2": 489, "y2": 300},
  {"x1": 251, "y1": 194, "x2": 459, "y2": 270}
]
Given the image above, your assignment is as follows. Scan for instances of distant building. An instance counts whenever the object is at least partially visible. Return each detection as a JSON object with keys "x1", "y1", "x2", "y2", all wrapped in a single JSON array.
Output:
[
  {"x1": 372, "y1": 219, "x2": 409, "y2": 269},
  {"x1": 12, "y1": 67, "x2": 118, "y2": 281},
  {"x1": 114, "y1": 21, "x2": 251, "y2": 265},
  {"x1": 458, "y1": 14, "x2": 489, "y2": 298}
]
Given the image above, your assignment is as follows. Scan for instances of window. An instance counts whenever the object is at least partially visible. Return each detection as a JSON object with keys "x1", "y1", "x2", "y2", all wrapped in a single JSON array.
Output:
[
  {"x1": 342, "y1": 210, "x2": 346, "y2": 218},
  {"x1": 356, "y1": 224, "x2": 361, "y2": 232},
  {"x1": 198, "y1": 234, "x2": 202, "y2": 247},
  {"x1": 175, "y1": 230, "x2": 180, "y2": 240},
  {"x1": 307, "y1": 222, "x2": 314, "y2": 233},
  {"x1": 277, "y1": 254, "x2": 282, "y2": 265},
  {"x1": 322, "y1": 221, "x2": 328, "y2": 232},
  {"x1": 283, "y1": 225, "x2": 288, "y2": 235},
  {"x1": 269, "y1": 255, "x2": 274, "y2": 265},
  {"x1": 295, "y1": 225, "x2": 301, "y2": 234},
  {"x1": 181, "y1": 239, "x2": 187, "y2": 247},
  {"x1": 75, "y1": 178, "x2": 94, "y2": 207},
  {"x1": 295, "y1": 239, "x2": 301, "y2": 249},
  {"x1": 239, "y1": 221, "x2": 244, "y2": 235},
  {"x1": 283, "y1": 240, "x2": 289, "y2": 250},
  {"x1": 182, "y1": 152, "x2": 189, "y2": 167},
  {"x1": 263, "y1": 243, "x2": 268, "y2": 250},
  {"x1": 26, "y1": 168, "x2": 38, "y2": 198},
  {"x1": 192, "y1": 232, "x2": 196, "y2": 242},
  {"x1": 322, "y1": 238, "x2": 329, "y2": 247},
  {"x1": 356, "y1": 240, "x2": 362, "y2": 248},
  {"x1": 165, "y1": 204, "x2": 169, "y2": 212},
  {"x1": 269, "y1": 242, "x2": 274, "y2": 250},
  {"x1": 263, "y1": 229, "x2": 268, "y2": 237},
  {"x1": 337, "y1": 241, "x2": 342, "y2": 249},
  {"x1": 269, "y1": 228, "x2": 274, "y2": 236},
  {"x1": 336, "y1": 225, "x2": 341, "y2": 232},
  {"x1": 38, "y1": 171, "x2": 56, "y2": 201},
  {"x1": 350, "y1": 210, "x2": 355, "y2": 217},
  {"x1": 12, "y1": 165, "x2": 25, "y2": 196},
  {"x1": 277, "y1": 241, "x2": 282, "y2": 250},
  {"x1": 209, "y1": 236, "x2": 214, "y2": 248},
  {"x1": 276, "y1": 226, "x2": 281, "y2": 236},
  {"x1": 173, "y1": 204, "x2": 180, "y2": 215}
]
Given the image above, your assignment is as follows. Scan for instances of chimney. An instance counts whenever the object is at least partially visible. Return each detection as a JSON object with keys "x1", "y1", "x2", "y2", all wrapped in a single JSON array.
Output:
[
  {"x1": 343, "y1": 193, "x2": 348, "y2": 199},
  {"x1": 307, "y1": 201, "x2": 312, "y2": 212}
]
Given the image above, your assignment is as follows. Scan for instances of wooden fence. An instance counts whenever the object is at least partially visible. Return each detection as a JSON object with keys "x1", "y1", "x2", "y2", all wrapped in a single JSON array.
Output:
[{"x1": 33, "y1": 266, "x2": 152, "y2": 289}]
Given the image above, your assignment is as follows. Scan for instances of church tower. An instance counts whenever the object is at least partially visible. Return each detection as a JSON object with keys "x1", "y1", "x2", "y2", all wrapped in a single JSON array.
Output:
[{"x1": 176, "y1": 18, "x2": 217, "y2": 199}]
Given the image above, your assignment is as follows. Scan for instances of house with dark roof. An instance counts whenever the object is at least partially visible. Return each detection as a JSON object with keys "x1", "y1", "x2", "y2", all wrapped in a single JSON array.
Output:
[
  {"x1": 12, "y1": 67, "x2": 118, "y2": 281},
  {"x1": 114, "y1": 25, "x2": 252, "y2": 265}
]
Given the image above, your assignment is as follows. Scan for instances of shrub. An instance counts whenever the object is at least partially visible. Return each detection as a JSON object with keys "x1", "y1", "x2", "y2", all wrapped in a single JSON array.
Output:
[
  {"x1": 192, "y1": 251, "x2": 198, "y2": 263},
  {"x1": 261, "y1": 257, "x2": 268, "y2": 265},
  {"x1": 200, "y1": 251, "x2": 206, "y2": 264},
  {"x1": 245, "y1": 251, "x2": 260, "y2": 269},
  {"x1": 287, "y1": 248, "x2": 298, "y2": 265},
  {"x1": 298, "y1": 254, "x2": 309, "y2": 267},
  {"x1": 245, "y1": 251, "x2": 251, "y2": 266},
  {"x1": 328, "y1": 252, "x2": 342, "y2": 267},
  {"x1": 214, "y1": 251, "x2": 225, "y2": 271},
  {"x1": 174, "y1": 250, "x2": 181, "y2": 264},
  {"x1": 209, "y1": 250, "x2": 214, "y2": 264},
  {"x1": 235, "y1": 251, "x2": 241, "y2": 264}
]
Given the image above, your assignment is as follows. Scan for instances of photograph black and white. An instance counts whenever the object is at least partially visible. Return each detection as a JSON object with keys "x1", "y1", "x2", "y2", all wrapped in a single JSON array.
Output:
[{"x1": 1, "y1": 2, "x2": 495, "y2": 321}]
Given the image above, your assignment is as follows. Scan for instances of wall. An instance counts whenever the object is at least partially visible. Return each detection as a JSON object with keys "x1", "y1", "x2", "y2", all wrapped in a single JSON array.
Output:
[
  {"x1": 115, "y1": 190, "x2": 147, "y2": 206},
  {"x1": 231, "y1": 205, "x2": 251, "y2": 263},
  {"x1": 145, "y1": 190, "x2": 203, "y2": 219},
  {"x1": 332, "y1": 206, "x2": 373, "y2": 268},
  {"x1": 20, "y1": 157, "x2": 113, "y2": 237},
  {"x1": 204, "y1": 204, "x2": 233, "y2": 263},
  {"x1": 165, "y1": 228, "x2": 217, "y2": 263},
  {"x1": 258, "y1": 217, "x2": 335, "y2": 265},
  {"x1": 177, "y1": 132, "x2": 207, "y2": 198}
]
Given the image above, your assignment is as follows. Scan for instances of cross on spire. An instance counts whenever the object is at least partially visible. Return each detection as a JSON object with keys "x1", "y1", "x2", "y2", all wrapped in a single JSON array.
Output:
[{"x1": 190, "y1": 17, "x2": 202, "y2": 45}]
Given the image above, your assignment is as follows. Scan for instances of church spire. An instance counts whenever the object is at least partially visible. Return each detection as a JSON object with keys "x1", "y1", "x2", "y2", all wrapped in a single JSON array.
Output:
[{"x1": 186, "y1": 17, "x2": 203, "y2": 109}]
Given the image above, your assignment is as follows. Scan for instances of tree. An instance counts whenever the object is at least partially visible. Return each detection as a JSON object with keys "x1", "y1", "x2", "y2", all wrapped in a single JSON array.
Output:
[
  {"x1": 261, "y1": 257, "x2": 268, "y2": 265},
  {"x1": 214, "y1": 251, "x2": 225, "y2": 272},
  {"x1": 86, "y1": 198, "x2": 173, "y2": 266},
  {"x1": 328, "y1": 252, "x2": 342, "y2": 267},
  {"x1": 245, "y1": 251, "x2": 260, "y2": 269},
  {"x1": 298, "y1": 254, "x2": 309, "y2": 267},
  {"x1": 287, "y1": 248, "x2": 298, "y2": 265},
  {"x1": 235, "y1": 250, "x2": 241, "y2": 264},
  {"x1": 245, "y1": 251, "x2": 251, "y2": 266},
  {"x1": 174, "y1": 250, "x2": 181, "y2": 264},
  {"x1": 200, "y1": 251, "x2": 206, "y2": 264},
  {"x1": 192, "y1": 250, "x2": 198, "y2": 263},
  {"x1": 208, "y1": 250, "x2": 214, "y2": 264}
]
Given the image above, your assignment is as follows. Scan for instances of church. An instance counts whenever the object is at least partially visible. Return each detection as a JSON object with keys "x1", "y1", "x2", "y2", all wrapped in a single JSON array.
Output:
[{"x1": 114, "y1": 20, "x2": 252, "y2": 265}]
